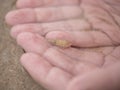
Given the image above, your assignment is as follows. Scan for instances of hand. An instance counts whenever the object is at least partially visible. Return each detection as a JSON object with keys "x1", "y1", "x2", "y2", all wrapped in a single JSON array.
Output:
[
  {"x1": 17, "y1": 32, "x2": 120, "y2": 90},
  {"x1": 5, "y1": 0, "x2": 120, "y2": 90},
  {"x1": 6, "y1": 0, "x2": 120, "y2": 47}
]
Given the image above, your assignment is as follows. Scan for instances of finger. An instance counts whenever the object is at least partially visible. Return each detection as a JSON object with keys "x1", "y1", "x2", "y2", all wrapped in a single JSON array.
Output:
[
  {"x1": 16, "y1": 0, "x2": 80, "y2": 8},
  {"x1": 21, "y1": 53, "x2": 72, "y2": 90},
  {"x1": 17, "y1": 32, "x2": 51, "y2": 53},
  {"x1": 17, "y1": 32, "x2": 96, "y2": 75},
  {"x1": 46, "y1": 30, "x2": 113, "y2": 48},
  {"x1": 6, "y1": 6, "x2": 81, "y2": 25},
  {"x1": 17, "y1": 32, "x2": 77, "y2": 74},
  {"x1": 43, "y1": 47, "x2": 77, "y2": 74},
  {"x1": 44, "y1": 47, "x2": 99, "y2": 75},
  {"x1": 11, "y1": 19, "x2": 90, "y2": 38},
  {"x1": 67, "y1": 62, "x2": 120, "y2": 90}
]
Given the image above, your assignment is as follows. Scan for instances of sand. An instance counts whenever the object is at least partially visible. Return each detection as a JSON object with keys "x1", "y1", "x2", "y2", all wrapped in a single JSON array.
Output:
[{"x1": 0, "y1": 0, "x2": 46, "y2": 90}]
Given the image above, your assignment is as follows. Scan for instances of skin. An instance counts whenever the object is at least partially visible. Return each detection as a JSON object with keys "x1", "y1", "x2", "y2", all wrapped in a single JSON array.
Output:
[
  {"x1": 17, "y1": 32, "x2": 120, "y2": 90},
  {"x1": 6, "y1": 0, "x2": 120, "y2": 47},
  {"x1": 5, "y1": 0, "x2": 120, "y2": 90}
]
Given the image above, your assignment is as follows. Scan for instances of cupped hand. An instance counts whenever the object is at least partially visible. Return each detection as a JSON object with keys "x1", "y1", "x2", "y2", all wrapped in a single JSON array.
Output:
[
  {"x1": 17, "y1": 32, "x2": 120, "y2": 90},
  {"x1": 6, "y1": 0, "x2": 120, "y2": 47},
  {"x1": 5, "y1": 0, "x2": 120, "y2": 90}
]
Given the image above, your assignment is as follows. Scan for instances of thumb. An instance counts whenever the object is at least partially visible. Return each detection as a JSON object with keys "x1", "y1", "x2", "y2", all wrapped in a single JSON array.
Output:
[{"x1": 67, "y1": 62, "x2": 120, "y2": 90}]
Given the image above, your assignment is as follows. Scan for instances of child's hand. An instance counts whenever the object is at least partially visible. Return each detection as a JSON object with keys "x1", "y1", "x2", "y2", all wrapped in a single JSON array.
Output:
[{"x1": 6, "y1": 0, "x2": 120, "y2": 47}]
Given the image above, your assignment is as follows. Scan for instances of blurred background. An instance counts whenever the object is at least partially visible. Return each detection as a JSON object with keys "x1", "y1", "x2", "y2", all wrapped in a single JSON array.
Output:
[{"x1": 0, "y1": 0, "x2": 45, "y2": 90}]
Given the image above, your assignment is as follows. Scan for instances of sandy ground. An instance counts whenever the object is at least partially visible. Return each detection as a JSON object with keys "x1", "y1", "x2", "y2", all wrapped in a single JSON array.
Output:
[{"x1": 0, "y1": 0, "x2": 46, "y2": 90}]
